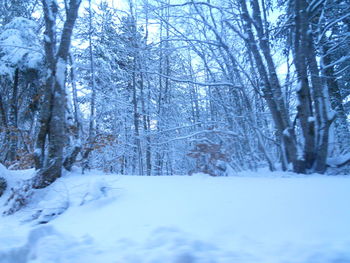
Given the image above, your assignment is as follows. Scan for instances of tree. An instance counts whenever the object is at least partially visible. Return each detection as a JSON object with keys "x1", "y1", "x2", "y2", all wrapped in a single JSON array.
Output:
[
  {"x1": 0, "y1": 0, "x2": 38, "y2": 25},
  {"x1": 315, "y1": 0, "x2": 350, "y2": 155},
  {"x1": 1, "y1": 0, "x2": 348, "y2": 183},
  {"x1": 33, "y1": 0, "x2": 82, "y2": 188},
  {"x1": 0, "y1": 17, "x2": 43, "y2": 167}
]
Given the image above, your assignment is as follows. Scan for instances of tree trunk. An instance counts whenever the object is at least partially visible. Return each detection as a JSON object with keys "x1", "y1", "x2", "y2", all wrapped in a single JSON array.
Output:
[
  {"x1": 291, "y1": 0, "x2": 334, "y2": 173},
  {"x1": 81, "y1": 0, "x2": 96, "y2": 173},
  {"x1": 239, "y1": 0, "x2": 298, "y2": 171},
  {"x1": 292, "y1": 0, "x2": 316, "y2": 171},
  {"x1": 34, "y1": 0, "x2": 81, "y2": 188},
  {"x1": 322, "y1": 44, "x2": 350, "y2": 153},
  {"x1": 7, "y1": 68, "x2": 19, "y2": 164}
]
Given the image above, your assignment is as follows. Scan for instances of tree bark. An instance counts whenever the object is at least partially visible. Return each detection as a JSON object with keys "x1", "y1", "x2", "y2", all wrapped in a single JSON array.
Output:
[
  {"x1": 81, "y1": 0, "x2": 96, "y2": 173},
  {"x1": 292, "y1": 0, "x2": 316, "y2": 171},
  {"x1": 34, "y1": 0, "x2": 81, "y2": 188},
  {"x1": 239, "y1": 0, "x2": 298, "y2": 171},
  {"x1": 7, "y1": 68, "x2": 19, "y2": 164},
  {"x1": 322, "y1": 44, "x2": 350, "y2": 153},
  {"x1": 291, "y1": 0, "x2": 334, "y2": 173}
]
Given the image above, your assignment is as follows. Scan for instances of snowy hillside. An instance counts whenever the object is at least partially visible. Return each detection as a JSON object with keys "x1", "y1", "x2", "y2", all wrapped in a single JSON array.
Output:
[{"x1": 0, "y1": 168, "x2": 350, "y2": 263}]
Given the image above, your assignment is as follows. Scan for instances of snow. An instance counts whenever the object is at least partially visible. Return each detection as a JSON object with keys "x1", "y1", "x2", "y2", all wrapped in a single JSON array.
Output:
[
  {"x1": 327, "y1": 109, "x2": 336, "y2": 122},
  {"x1": 308, "y1": 116, "x2": 315, "y2": 122},
  {"x1": 296, "y1": 80, "x2": 302, "y2": 92},
  {"x1": 328, "y1": 153, "x2": 350, "y2": 167},
  {"x1": 33, "y1": 149, "x2": 42, "y2": 156},
  {"x1": 0, "y1": 168, "x2": 350, "y2": 263},
  {"x1": 0, "y1": 17, "x2": 42, "y2": 77},
  {"x1": 56, "y1": 58, "x2": 67, "y2": 89},
  {"x1": 282, "y1": 128, "x2": 290, "y2": 137}
]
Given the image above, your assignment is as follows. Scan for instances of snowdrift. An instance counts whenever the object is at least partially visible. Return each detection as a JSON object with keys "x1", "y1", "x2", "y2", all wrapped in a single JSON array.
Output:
[{"x1": 0, "y1": 169, "x2": 350, "y2": 263}]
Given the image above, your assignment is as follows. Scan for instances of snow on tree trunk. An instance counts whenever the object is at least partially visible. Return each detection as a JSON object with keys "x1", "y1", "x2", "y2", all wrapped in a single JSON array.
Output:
[
  {"x1": 239, "y1": 0, "x2": 299, "y2": 172},
  {"x1": 321, "y1": 44, "x2": 350, "y2": 154},
  {"x1": 291, "y1": 0, "x2": 334, "y2": 173},
  {"x1": 34, "y1": 0, "x2": 81, "y2": 188}
]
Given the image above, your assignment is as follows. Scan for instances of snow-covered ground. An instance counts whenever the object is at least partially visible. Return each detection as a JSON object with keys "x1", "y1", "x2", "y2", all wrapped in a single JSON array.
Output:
[{"x1": 0, "y1": 167, "x2": 350, "y2": 263}]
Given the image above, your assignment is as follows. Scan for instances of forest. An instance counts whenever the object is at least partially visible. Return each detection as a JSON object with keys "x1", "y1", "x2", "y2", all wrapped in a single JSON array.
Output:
[
  {"x1": 0, "y1": 0, "x2": 349, "y2": 202},
  {"x1": 0, "y1": 1, "x2": 350, "y2": 262}
]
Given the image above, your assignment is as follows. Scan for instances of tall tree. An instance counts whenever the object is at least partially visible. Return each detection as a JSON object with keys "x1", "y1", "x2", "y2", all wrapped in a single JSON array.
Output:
[{"x1": 33, "y1": 0, "x2": 82, "y2": 188}]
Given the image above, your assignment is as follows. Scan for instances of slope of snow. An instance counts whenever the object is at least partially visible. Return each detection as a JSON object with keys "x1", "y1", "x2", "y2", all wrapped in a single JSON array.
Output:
[{"x1": 0, "y1": 169, "x2": 350, "y2": 263}]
